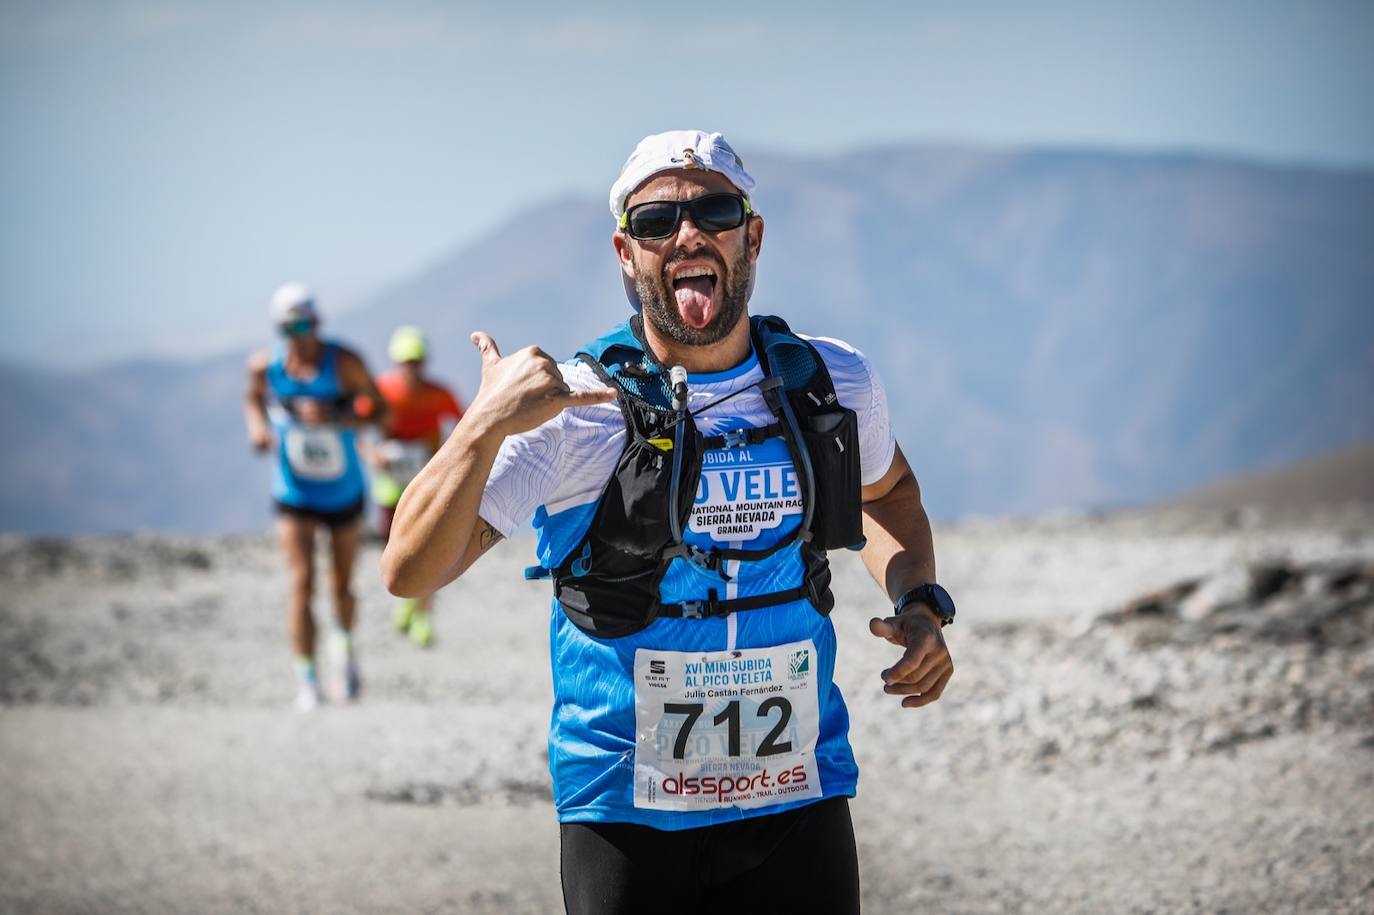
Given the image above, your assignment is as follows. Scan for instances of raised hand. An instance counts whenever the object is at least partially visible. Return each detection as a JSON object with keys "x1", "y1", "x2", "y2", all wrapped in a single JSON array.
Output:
[{"x1": 465, "y1": 331, "x2": 616, "y2": 437}]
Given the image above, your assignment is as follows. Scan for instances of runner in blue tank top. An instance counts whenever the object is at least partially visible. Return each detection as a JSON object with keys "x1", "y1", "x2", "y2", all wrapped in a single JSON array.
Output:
[
  {"x1": 382, "y1": 131, "x2": 957, "y2": 914},
  {"x1": 243, "y1": 283, "x2": 389, "y2": 710}
]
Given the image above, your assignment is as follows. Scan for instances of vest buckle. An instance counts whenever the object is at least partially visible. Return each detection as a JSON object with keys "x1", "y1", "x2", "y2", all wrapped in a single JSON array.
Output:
[
  {"x1": 676, "y1": 544, "x2": 728, "y2": 577},
  {"x1": 681, "y1": 590, "x2": 724, "y2": 619},
  {"x1": 722, "y1": 429, "x2": 748, "y2": 449}
]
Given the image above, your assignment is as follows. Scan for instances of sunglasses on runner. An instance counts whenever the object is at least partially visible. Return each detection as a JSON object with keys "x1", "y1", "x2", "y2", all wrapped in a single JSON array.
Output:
[
  {"x1": 278, "y1": 318, "x2": 315, "y2": 337},
  {"x1": 619, "y1": 193, "x2": 753, "y2": 240}
]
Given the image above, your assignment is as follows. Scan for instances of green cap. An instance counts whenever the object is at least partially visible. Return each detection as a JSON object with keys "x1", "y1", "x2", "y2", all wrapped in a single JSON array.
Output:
[{"x1": 388, "y1": 325, "x2": 427, "y2": 363}]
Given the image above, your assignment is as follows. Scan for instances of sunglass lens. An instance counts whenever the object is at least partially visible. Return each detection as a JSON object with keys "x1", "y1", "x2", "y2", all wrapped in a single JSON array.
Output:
[
  {"x1": 692, "y1": 194, "x2": 746, "y2": 231},
  {"x1": 628, "y1": 202, "x2": 679, "y2": 239}
]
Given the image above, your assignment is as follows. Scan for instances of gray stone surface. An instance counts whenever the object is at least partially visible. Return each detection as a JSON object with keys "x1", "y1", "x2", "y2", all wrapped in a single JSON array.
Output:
[{"x1": 1, "y1": 509, "x2": 1372, "y2": 912}]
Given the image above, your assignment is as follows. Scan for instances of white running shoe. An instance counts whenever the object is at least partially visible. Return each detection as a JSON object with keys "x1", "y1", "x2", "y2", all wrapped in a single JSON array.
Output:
[
  {"x1": 294, "y1": 679, "x2": 321, "y2": 712},
  {"x1": 328, "y1": 631, "x2": 361, "y2": 703},
  {"x1": 330, "y1": 659, "x2": 361, "y2": 703}
]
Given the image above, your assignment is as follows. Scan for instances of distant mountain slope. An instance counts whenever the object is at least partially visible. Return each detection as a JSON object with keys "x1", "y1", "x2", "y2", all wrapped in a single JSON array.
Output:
[
  {"x1": 1164, "y1": 441, "x2": 1374, "y2": 512},
  {"x1": 0, "y1": 356, "x2": 270, "y2": 533},
  {"x1": 2, "y1": 144, "x2": 1372, "y2": 533},
  {"x1": 337, "y1": 145, "x2": 1374, "y2": 517}
]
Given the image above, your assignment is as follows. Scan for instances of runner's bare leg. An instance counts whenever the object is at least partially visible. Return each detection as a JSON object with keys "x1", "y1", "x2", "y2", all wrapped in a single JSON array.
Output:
[
  {"x1": 328, "y1": 520, "x2": 360, "y2": 632},
  {"x1": 278, "y1": 515, "x2": 317, "y2": 658}
]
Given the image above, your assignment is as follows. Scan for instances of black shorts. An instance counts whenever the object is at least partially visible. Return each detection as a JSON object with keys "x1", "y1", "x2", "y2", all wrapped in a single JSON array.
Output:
[
  {"x1": 559, "y1": 796, "x2": 859, "y2": 915},
  {"x1": 273, "y1": 497, "x2": 365, "y2": 528}
]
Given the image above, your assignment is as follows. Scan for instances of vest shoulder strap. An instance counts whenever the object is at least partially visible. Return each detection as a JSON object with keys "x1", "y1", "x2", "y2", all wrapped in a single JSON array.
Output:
[
  {"x1": 750, "y1": 314, "x2": 839, "y2": 404},
  {"x1": 577, "y1": 316, "x2": 676, "y2": 411},
  {"x1": 578, "y1": 318, "x2": 643, "y2": 367}
]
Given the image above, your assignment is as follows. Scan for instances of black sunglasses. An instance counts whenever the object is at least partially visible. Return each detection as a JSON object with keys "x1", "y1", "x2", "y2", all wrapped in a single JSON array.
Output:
[
  {"x1": 620, "y1": 193, "x2": 752, "y2": 240},
  {"x1": 278, "y1": 318, "x2": 315, "y2": 337}
]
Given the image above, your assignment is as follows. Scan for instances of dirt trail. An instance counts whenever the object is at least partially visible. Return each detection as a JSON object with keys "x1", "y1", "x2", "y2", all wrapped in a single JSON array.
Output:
[{"x1": 2, "y1": 511, "x2": 1372, "y2": 913}]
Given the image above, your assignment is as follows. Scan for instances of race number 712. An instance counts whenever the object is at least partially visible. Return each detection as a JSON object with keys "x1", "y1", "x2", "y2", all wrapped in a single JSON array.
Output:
[{"x1": 662, "y1": 698, "x2": 793, "y2": 759}]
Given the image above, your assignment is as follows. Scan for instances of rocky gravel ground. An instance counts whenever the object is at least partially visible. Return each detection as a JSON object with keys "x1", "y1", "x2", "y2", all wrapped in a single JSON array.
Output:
[{"x1": 1, "y1": 508, "x2": 1372, "y2": 913}]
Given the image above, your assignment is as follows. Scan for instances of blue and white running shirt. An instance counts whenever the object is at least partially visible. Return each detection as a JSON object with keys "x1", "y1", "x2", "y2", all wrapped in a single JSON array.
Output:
[{"x1": 480, "y1": 328, "x2": 895, "y2": 830}]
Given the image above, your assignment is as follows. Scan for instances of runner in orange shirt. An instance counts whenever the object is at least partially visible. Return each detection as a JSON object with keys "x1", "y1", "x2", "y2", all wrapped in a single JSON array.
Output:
[{"x1": 371, "y1": 326, "x2": 464, "y2": 646}]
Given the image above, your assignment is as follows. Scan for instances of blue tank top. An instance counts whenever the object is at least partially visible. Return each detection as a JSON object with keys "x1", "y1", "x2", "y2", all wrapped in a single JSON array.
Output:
[
  {"x1": 266, "y1": 341, "x2": 366, "y2": 510},
  {"x1": 537, "y1": 346, "x2": 857, "y2": 831}
]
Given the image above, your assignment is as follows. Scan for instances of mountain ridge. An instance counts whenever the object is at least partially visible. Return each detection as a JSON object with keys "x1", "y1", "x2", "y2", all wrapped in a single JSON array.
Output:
[
  {"x1": 2, "y1": 143, "x2": 1371, "y2": 533},
  {"x1": 1165, "y1": 442, "x2": 1374, "y2": 513}
]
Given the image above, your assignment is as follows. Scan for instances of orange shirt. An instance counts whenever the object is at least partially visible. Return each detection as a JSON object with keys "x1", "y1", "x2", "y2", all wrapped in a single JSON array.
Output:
[{"x1": 376, "y1": 371, "x2": 464, "y2": 451}]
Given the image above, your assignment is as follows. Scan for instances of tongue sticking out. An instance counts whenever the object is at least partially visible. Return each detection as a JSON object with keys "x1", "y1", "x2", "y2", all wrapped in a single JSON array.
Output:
[{"x1": 673, "y1": 276, "x2": 716, "y2": 329}]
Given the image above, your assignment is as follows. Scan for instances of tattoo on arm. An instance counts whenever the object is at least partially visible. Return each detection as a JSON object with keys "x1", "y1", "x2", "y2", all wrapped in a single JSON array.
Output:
[{"x1": 478, "y1": 521, "x2": 503, "y2": 553}]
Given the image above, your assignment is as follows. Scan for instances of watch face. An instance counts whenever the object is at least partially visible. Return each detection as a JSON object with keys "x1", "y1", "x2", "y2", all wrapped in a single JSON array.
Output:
[
  {"x1": 929, "y1": 584, "x2": 955, "y2": 617},
  {"x1": 917, "y1": 584, "x2": 954, "y2": 624},
  {"x1": 897, "y1": 584, "x2": 955, "y2": 623}
]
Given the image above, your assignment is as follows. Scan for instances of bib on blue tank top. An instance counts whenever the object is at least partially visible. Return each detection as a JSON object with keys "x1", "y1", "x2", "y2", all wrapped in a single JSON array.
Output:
[{"x1": 266, "y1": 341, "x2": 366, "y2": 511}]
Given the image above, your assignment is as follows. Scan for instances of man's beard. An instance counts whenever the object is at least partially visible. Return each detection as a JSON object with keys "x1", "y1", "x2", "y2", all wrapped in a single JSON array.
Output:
[{"x1": 634, "y1": 246, "x2": 752, "y2": 347}]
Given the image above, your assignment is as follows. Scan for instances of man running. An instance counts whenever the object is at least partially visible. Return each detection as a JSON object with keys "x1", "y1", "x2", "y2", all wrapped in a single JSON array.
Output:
[
  {"x1": 383, "y1": 131, "x2": 955, "y2": 913},
  {"x1": 244, "y1": 282, "x2": 389, "y2": 710},
  {"x1": 370, "y1": 325, "x2": 464, "y2": 646}
]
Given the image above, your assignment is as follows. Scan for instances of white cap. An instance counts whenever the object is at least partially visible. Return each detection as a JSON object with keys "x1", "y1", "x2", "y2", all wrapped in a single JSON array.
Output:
[
  {"x1": 609, "y1": 130, "x2": 756, "y2": 221},
  {"x1": 270, "y1": 282, "x2": 317, "y2": 324}
]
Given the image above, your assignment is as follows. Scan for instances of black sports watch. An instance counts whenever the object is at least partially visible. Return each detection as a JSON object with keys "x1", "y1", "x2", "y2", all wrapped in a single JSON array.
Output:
[{"x1": 894, "y1": 583, "x2": 956, "y2": 627}]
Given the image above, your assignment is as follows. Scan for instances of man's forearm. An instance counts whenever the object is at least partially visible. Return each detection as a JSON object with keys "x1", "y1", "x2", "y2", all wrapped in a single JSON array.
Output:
[
  {"x1": 243, "y1": 398, "x2": 269, "y2": 439},
  {"x1": 860, "y1": 468, "x2": 937, "y2": 603},
  {"x1": 381, "y1": 413, "x2": 505, "y2": 597}
]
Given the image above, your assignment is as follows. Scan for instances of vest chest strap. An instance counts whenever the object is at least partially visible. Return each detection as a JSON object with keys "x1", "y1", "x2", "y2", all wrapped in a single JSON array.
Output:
[
  {"x1": 661, "y1": 543, "x2": 730, "y2": 576},
  {"x1": 700, "y1": 421, "x2": 784, "y2": 451},
  {"x1": 657, "y1": 585, "x2": 812, "y2": 620},
  {"x1": 661, "y1": 527, "x2": 809, "y2": 572}
]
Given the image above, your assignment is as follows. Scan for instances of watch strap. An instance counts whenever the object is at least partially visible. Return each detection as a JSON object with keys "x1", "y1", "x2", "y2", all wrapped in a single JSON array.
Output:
[{"x1": 894, "y1": 583, "x2": 954, "y2": 626}]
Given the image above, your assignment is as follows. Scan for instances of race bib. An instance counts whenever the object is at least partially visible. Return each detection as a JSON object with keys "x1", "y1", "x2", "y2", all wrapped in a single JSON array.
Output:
[
  {"x1": 689, "y1": 437, "x2": 803, "y2": 541},
  {"x1": 633, "y1": 640, "x2": 822, "y2": 811},
  {"x1": 379, "y1": 439, "x2": 431, "y2": 486},
  {"x1": 284, "y1": 426, "x2": 347, "y2": 481}
]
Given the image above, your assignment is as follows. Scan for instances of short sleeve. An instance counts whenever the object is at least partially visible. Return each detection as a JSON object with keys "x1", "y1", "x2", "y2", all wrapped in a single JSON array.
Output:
[
  {"x1": 804, "y1": 336, "x2": 897, "y2": 486},
  {"x1": 478, "y1": 416, "x2": 566, "y2": 538}
]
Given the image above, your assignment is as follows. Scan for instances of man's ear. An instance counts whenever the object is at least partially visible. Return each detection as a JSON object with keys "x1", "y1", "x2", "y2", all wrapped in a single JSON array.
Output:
[
  {"x1": 747, "y1": 213, "x2": 764, "y2": 263},
  {"x1": 613, "y1": 231, "x2": 642, "y2": 308},
  {"x1": 612, "y1": 230, "x2": 635, "y2": 281}
]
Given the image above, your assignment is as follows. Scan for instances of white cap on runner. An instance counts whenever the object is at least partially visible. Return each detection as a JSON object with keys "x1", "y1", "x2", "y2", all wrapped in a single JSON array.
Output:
[
  {"x1": 270, "y1": 282, "x2": 317, "y2": 324},
  {"x1": 609, "y1": 130, "x2": 756, "y2": 221}
]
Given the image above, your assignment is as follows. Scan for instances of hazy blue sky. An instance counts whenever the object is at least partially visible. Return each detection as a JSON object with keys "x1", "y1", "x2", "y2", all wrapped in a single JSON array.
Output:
[{"x1": 3, "y1": 0, "x2": 1372, "y2": 367}]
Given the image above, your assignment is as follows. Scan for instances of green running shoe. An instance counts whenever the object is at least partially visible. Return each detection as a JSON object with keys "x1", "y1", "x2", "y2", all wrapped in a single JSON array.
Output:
[
  {"x1": 393, "y1": 598, "x2": 418, "y2": 634},
  {"x1": 408, "y1": 611, "x2": 434, "y2": 648}
]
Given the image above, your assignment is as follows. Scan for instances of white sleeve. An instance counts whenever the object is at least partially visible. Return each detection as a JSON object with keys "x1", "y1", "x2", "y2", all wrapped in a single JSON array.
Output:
[
  {"x1": 805, "y1": 335, "x2": 897, "y2": 486},
  {"x1": 478, "y1": 416, "x2": 566, "y2": 538}
]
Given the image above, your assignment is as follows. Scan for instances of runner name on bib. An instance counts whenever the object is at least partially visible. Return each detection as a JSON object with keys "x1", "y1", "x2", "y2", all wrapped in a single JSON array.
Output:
[
  {"x1": 284, "y1": 425, "x2": 347, "y2": 481},
  {"x1": 633, "y1": 640, "x2": 821, "y2": 811},
  {"x1": 689, "y1": 437, "x2": 803, "y2": 541}
]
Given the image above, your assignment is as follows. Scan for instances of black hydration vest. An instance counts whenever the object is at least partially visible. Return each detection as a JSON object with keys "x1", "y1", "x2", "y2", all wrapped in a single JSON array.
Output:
[{"x1": 527, "y1": 314, "x2": 866, "y2": 639}]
